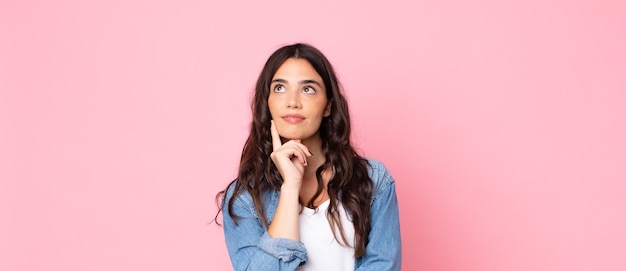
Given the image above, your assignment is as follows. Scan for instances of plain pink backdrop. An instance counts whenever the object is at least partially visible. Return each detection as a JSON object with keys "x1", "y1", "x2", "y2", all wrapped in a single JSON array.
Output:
[{"x1": 1, "y1": 0, "x2": 625, "y2": 270}]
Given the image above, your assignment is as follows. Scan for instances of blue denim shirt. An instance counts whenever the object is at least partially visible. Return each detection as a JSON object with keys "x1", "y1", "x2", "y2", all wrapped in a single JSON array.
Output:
[{"x1": 223, "y1": 158, "x2": 402, "y2": 271}]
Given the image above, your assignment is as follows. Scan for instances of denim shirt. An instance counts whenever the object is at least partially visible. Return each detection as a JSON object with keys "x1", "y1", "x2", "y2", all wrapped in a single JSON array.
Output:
[{"x1": 222, "y1": 158, "x2": 402, "y2": 271}]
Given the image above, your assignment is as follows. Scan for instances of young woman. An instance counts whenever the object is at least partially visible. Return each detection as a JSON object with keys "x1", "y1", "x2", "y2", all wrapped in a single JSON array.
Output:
[{"x1": 216, "y1": 43, "x2": 401, "y2": 271}]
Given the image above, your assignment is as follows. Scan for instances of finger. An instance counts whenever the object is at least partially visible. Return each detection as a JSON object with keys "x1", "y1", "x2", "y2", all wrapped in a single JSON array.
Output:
[
  {"x1": 282, "y1": 140, "x2": 310, "y2": 165},
  {"x1": 283, "y1": 140, "x2": 312, "y2": 158},
  {"x1": 270, "y1": 120, "x2": 282, "y2": 152},
  {"x1": 289, "y1": 147, "x2": 308, "y2": 166}
]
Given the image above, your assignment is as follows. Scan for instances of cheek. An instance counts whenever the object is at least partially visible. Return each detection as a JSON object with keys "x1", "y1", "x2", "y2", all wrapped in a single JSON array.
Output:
[
  {"x1": 267, "y1": 98, "x2": 278, "y2": 116},
  {"x1": 315, "y1": 100, "x2": 330, "y2": 116}
]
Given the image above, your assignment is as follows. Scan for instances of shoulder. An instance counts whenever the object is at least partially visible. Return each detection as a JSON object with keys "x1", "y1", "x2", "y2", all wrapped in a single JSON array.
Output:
[
  {"x1": 223, "y1": 180, "x2": 279, "y2": 219},
  {"x1": 223, "y1": 180, "x2": 256, "y2": 215},
  {"x1": 364, "y1": 158, "x2": 396, "y2": 199}
]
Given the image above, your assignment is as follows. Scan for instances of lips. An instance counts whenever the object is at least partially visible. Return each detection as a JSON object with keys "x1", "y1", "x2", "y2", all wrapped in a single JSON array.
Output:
[{"x1": 282, "y1": 114, "x2": 305, "y2": 123}]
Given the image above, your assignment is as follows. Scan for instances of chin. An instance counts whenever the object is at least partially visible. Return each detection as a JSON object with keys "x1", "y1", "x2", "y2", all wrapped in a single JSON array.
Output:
[
  {"x1": 280, "y1": 134, "x2": 303, "y2": 141},
  {"x1": 277, "y1": 126, "x2": 320, "y2": 142},
  {"x1": 277, "y1": 129, "x2": 302, "y2": 139}
]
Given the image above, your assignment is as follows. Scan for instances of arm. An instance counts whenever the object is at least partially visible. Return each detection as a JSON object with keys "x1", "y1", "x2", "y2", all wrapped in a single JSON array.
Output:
[
  {"x1": 355, "y1": 164, "x2": 402, "y2": 271},
  {"x1": 222, "y1": 189, "x2": 307, "y2": 271},
  {"x1": 222, "y1": 121, "x2": 312, "y2": 270}
]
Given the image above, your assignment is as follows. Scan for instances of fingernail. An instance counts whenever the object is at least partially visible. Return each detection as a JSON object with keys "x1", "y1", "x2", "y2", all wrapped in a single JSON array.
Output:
[{"x1": 309, "y1": 151, "x2": 314, "y2": 155}]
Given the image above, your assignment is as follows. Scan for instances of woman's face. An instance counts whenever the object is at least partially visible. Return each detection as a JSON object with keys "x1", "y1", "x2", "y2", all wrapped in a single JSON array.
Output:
[{"x1": 268, "y1": 58, "x2": 331, "y2": 142}]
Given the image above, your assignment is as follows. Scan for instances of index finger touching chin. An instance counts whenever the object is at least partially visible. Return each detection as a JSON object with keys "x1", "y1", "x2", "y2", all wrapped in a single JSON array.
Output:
[{"x1": 270, "y1": 120, "x2": 282, "y2": 151}]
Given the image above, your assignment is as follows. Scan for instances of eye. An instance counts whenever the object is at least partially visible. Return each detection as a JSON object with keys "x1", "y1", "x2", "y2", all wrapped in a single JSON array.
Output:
[
  {"x1": 273, "y1": 84, "x2": 286, "y2": 93},
  {"x1": 303, "y1": 86, "x2": 316, "y2": 94}
]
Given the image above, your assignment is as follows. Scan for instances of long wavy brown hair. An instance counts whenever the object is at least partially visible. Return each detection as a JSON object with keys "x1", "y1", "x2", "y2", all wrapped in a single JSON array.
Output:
[{"x1": 216, "y1": 43, "x2": 373, "y2": 257}]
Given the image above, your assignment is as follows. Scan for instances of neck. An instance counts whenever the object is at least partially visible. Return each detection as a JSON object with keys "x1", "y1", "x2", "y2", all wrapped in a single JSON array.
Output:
[
  {"x1": 299, "y1": 133, "x2": 324, "y2": 177},
  {"x1": 298, "y1": 134, "x2": 332, "y2": 206}
]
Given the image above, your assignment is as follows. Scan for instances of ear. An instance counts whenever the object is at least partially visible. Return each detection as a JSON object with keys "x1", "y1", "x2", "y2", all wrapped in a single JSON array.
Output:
[{"x1": 324, "y1": 100, "x2": 332, "y2": 117}]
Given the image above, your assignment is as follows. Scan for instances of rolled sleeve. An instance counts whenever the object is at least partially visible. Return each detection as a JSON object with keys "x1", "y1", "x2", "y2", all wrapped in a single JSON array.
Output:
[{"x1": 258, "y1": 232, "x2": 308, "y2": 263}]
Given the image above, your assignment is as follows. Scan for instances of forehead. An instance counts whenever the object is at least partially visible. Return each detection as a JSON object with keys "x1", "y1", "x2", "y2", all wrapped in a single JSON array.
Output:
[{"x1": 272, "y1": 58, "x2": 322, "y2": 81}]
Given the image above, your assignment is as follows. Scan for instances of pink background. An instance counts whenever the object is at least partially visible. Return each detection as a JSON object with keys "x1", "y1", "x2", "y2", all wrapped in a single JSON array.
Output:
[{"x1": 1, "y1": 0, "x2": 625, "y2": 270}]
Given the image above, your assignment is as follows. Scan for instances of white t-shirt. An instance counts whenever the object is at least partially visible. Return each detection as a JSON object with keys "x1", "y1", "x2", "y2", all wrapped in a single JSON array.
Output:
[{"x1": 298, "y1": 200, "x2": 355, "y2": 271}]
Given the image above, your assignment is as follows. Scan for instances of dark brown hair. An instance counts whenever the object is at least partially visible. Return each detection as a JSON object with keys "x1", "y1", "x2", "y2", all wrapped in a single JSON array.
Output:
[{"x1": 216, "y1": 43, "x2": 373, "y2": 257}]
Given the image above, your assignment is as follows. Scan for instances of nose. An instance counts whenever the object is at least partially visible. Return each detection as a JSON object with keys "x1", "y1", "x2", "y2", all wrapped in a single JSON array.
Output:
[{"x1": 286, "y1": 90, "x2": 301, "y2": 109}]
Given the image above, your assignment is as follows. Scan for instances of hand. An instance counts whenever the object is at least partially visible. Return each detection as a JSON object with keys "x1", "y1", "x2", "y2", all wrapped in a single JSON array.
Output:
[{"x1": 269, "y1": 120, "x2": 312, "y2": 186}]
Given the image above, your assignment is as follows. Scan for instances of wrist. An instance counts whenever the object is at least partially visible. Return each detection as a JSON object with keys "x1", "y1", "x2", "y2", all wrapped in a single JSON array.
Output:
[{"x1": 280, "y1": 182, "x2": 302, "y2": 194}]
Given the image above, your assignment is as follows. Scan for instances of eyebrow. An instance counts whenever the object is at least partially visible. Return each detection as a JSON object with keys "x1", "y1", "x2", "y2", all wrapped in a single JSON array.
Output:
[{"x1": 271, "y1": 78, "x2": 323, "y2": 87}]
